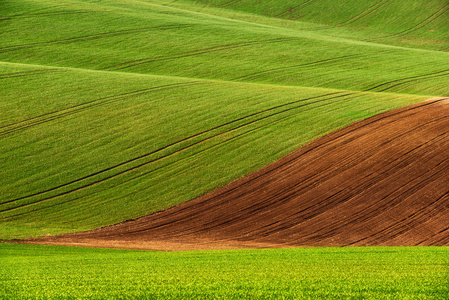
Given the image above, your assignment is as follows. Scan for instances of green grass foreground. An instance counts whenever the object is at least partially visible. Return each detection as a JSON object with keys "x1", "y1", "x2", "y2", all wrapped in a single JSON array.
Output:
[{"x1": 1, "y1": 244, "x2": 448, "y2": 299}]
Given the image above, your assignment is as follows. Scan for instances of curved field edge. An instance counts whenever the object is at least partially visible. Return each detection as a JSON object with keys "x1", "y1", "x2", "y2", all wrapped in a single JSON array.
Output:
[{"x1": 1, "y1": 243, "x2": 448, "y2": 299}]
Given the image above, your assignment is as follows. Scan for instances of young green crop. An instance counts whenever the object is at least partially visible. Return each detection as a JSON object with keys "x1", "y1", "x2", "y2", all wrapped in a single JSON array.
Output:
[
  {"x1": 188, "y1": 0, "x2": 449, "y2": 51},
  {"x1": 1, "y1": 243, "x2": 448, "y2": 299}
]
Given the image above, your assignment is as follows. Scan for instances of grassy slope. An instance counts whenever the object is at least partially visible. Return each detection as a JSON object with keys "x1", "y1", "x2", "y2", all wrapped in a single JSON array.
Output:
[
  {"x1": 1, "y1": 243, "x2": 448, "y2": 299},
  {"x1": 1, "y1": 0, "x2": 449, "y2": 238},
  {"x1": 189, "y1": 0, "x2": 449, "y2": 51}
]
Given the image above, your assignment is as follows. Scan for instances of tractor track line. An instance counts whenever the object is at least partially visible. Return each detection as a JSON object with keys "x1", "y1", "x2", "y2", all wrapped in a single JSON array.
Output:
[
  {"x1": 275, "y1": 0, "x2": 318, "y2": 19},
  {"x1": 338, "y1": 0, "x2": 392, "y2": 26},
  {"x1": 1, "y1": 109, "x2": 306, "y2": 221},
  {"x1": 0, "y1": 81, "x2": 204, "y2": 137},
  {"x1": 0, "y1": 68, "x2": 63, "y2": 80},
  {"x1": 364, "y1": 68, "x2": 449, "y2": 92},
  {"x1": 365, "y1": 3, "x2": 449, "y2": 41},
  {"x1": 217, "y1": 0, "x2": 243, "y2": 8},
  {"x1": 233, "y1": 53, "x2": 364, "y2": 81},
  {"x1": 391, "y1": 3, "x2": 449, "y2": 37},
  {"x1": 0, "y1": 92, "x2": 355, "y2": 212}
]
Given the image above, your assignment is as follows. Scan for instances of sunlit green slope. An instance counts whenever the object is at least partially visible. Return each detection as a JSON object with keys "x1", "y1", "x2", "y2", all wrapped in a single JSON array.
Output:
[
  {"x1": 1, "y1": 0, "x2": 448, "y2": 238},
  {"x1": 189, "y1": 0, "x2": 449, "y2": 51}
]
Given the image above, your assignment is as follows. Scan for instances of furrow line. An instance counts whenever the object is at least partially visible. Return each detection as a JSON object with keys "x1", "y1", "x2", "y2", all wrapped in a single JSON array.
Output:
[
  {"x1": 111, "y1": 93, "x2": 372, "y2": 234},
  {"x1": 353, "y1": 189, "x2": 449, "y2": 246},
  {"x1": 243, "y1": 107, "x2": 449, "y2": 242},
  {"x1": 386, "y1": 194, "x2": 449, "y2": 243},
  {"x1": 303, "y1": 133, "x2": 449, "y2": 244},
  {"x1": 346, "y1": 173, "x2": 449, "y2": 245},
  {"x1": 104, "y1": 94, "x2": 365, "y2": 236},
  {"x1": 417, "y1": 221, "x2": 449, "y2": 245}
]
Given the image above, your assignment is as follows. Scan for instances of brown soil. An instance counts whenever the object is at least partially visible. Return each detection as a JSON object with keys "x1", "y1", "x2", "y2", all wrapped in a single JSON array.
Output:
[{"x1": 23, "y1": 97, "x2": 449, "y2": 251}]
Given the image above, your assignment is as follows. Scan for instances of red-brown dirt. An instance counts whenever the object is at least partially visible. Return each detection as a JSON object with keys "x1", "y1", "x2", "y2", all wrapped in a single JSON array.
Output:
[{"x1": 23, "y1": 98, "x2": 449, "y2": 251}]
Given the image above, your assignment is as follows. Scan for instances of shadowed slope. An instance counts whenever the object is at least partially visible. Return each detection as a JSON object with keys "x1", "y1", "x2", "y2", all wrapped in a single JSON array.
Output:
[{"x1": 26, "y1": 98, "x2": 449, "y2": 250}]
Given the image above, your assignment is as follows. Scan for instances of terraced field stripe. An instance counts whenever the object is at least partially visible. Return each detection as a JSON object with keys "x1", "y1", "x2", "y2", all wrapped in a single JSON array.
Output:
[
  {"x1": 3, "y1": 92, "x2": 365, "y2": 224},
  {"x1": 79, "y1": 99, "x2": 449, "y2": 247},
  {"x1": 189, "y1": 121, "x2": 449, "y2": 239},
  {"x1": 2, "y1": 110, "x2": 308, "y2": 222},
  {"x1": 0, "y1": 90, "x2": 348, "y2": 206}
]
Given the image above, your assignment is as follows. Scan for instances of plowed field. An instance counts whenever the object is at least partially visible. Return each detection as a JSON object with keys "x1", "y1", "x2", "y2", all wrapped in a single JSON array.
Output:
[{"x1": 23, "y1": 98, "x2": 449, "y2": 251}]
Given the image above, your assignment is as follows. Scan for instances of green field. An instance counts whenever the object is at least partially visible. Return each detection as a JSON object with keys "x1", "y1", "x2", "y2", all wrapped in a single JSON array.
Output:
[
  {"x1": 1, "y1": 0, "x2": 449, "y2": 238},
  {"x1": 2, "y1": 1, "x2": 449, "y2": 298},
  {"x1": 1, "y1": 243, "x2": 448, "y2": 299}
]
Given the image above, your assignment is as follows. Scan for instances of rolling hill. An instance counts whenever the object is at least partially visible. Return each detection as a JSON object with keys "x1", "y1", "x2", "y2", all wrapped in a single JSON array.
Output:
[{"x1": 1, "y1": 0, "x2": 449, "y2": 245}]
